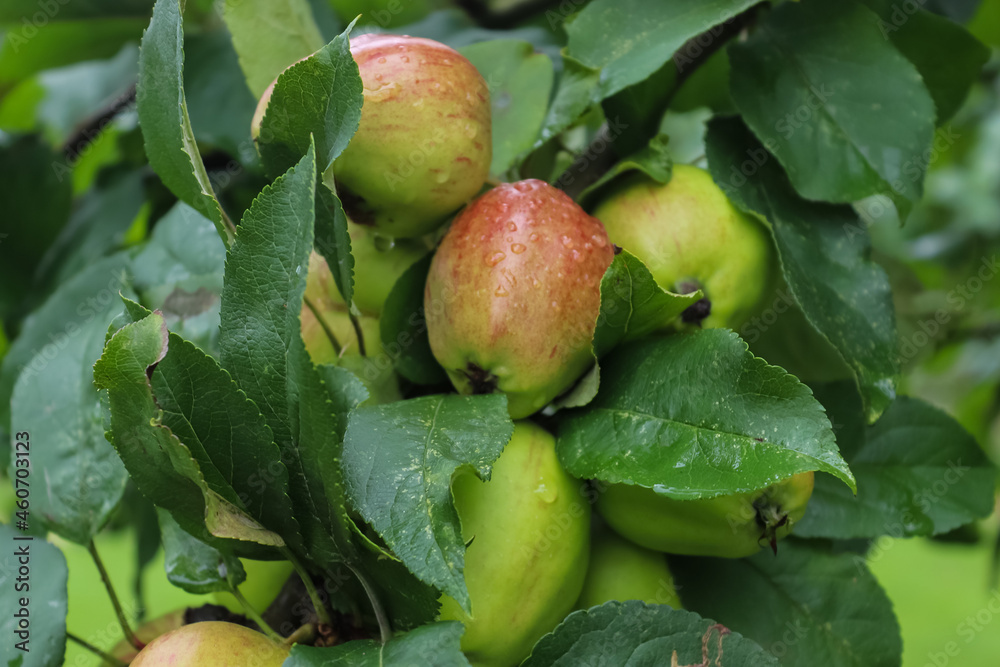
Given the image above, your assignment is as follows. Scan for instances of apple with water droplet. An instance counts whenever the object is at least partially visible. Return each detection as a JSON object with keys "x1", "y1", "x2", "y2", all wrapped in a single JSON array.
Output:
[
  {"x1": 425, "y1": 179, "x2": 614, "y2": 418},
  {"x1": 592, "y1": 164, "x2": 776, "y2": 329},
  {"x1": 334, "y1": 34, "x2": 492, "y2": 238},
  {"x1": 130, "y1": 621, "x2": 289, "y2": 666}
]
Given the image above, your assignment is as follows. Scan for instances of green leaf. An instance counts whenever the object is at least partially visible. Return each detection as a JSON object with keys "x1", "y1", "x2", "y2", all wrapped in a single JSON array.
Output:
[
  {"x1": 592, "y1": 250, "x2": 701, "y2": 359},
  {"x1": 575, "y1": 135, "x2": 673, "y2": 210},
  {"x1": 136, "y1": 0, "x2": 231, "y2": 245},
  {"x1": 94, "y1": 312, "x2": 282, "y2": 549},
  {"x1": 286, "y1": 622, "x2": 469, "y2": 666},
  {"x1": 728, "y1": 0, "x2": 935, "y2": 214},
  {"x1": 0, "y1": 524, "x2": 68, "y2": 667},
  {"x1": 256, "y1": 21, "x2": 363, "y2": 176},
  {"x1": 522, "y1": 601, "x2": 778, "y2": 667},
  {"x1": 314, "y1": 183, "x2": 356, "y2": 313},
  {"x1": 566, "y1": 0, "x2": 757, "y2": 101},
  {"x1": 0, "y1": 254, "x2": 132, "y2": 477},
  {"x1": 460, "y1": 40, "x2": 554, "y2": 177},
  {"x1": 0, "y1": 19, "x2": 147, "y2": 93},
  {"x1": 183, "y1": 28, "x2": 259, "y2": 165},
  {"x1": 158, "y1": 508, "x2": 246, "y2": 595},
  {"x1": 131, "y1": 202, "x2": 228, "y2": 357},
  {"x1": 0, "y1": 134, "x2": 73, "y2": 318},
  {"x1": 35, "y1": 171, "x2": 145, "y2": 295},
  {"x1": 533, "y1": 54, "x2": 601, "y2": 149},
  {"x1": 670, "y1": 540, "x2": 902, "y2": 667},
  {"x1": 795, "y1": 384, "x2": 996, "y2": 539},
  {"x1": 223, "y1": 0, "x2": 326, "y2": 98},
  {"x1": 135, "y1": 306, "x2": 305, "y2": 553},
  {"x1": 379, "y1": 254, "x2": 448, "y2": 385},
  {"x1": 862, "y1": 0, "x2": 989, "y2": 123},
  {"x1": 10, "y1": 290, "x2": 130, "y2": 544},
  {"x1": 557, "y1": 330, "x2": 856, "y2": 498},
  {"x1": 705, "y1": 116, "x2": 898, "y2": 420},
  {"x1": 0, "y1": 0, "x2": 153, "y2": 22},
  {"x1": 342, "y1": 394, "x2": 514, "y2": 611},
  {"x1": 219, "y1": 143, "x2": 356, "y2": 565}
]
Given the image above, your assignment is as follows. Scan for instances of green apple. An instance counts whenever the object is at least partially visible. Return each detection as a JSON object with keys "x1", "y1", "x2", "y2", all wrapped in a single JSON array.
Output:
[
  {"x1": 325, "y1": 221, "x2": 429, "y2": 317},
  {"x1": 425, "y1": 180, "x2": 615, "y2": 418},
  {"x1": 576, "y1": 529, "x2": 681, "y2": 610},
  {"x1": 212, "y1": 559, "x2": 295, "y2": 616},
  {"x1": 596, "y1": 472, "x2": 815, "y2": 559},
  {"x1": 438, "y1": 421, "x2": 590, "y2": 666},
  {"x1": 333, "y1": 34, "x2": 492, "y2": 238},
  {"x1": 130, "y1": 621, "x2": 289, "y2": 666},
  {"x1": 592, "y1": 164, "x2": 776, "y2": 330}
]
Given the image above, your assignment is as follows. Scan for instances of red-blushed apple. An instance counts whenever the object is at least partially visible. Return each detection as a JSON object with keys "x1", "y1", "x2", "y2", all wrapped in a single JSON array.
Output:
[
  {"x1": 333, "y1": 34, "x2": 492, "y2": 238},
  {"x1": 130, "y1": 621, "x2": 289, "y2": 666},
  {"x1": 425, "y1": 179, "x2": 614, "y2": 418},
  {"x1": 592, "y1": 164, "x2": 776, "y2": 330}
]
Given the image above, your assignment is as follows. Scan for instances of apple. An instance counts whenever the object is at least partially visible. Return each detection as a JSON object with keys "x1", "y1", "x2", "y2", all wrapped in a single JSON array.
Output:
[
  {"x1": 591, "y1": 164, "x2": 776, "y2": 330},
  {"x1": 438, "y1": 421, "x2": 590, "y2": 666},
  {"x1": 596, "y1": 472, "x2": 815, "y2": 558},
  {"x1": 332, "y1": 34, "x2": 492, "y2": 238},
  {"x1": 576, "y1": 529, "x2": 681, "y2": 610},
  {"x1": 130, "y1": 621, "x2": 289, "y2": 666},
  {"x1": 425, "y1": 179, "x2": 614, "y2": 418}
]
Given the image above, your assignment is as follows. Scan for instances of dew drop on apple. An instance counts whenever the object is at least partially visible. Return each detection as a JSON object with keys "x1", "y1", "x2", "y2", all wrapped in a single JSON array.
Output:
[
  {"x1": 487, "y1": 251, "x2": 506, "y2": 267},
  {"x1": 373, "y1": 234, "x2": 394, "y2": 251},
  {"x1": 507, "y1": 221, "x2": 517, "y2": 232},
  {"x1": 511, "y1": 243, "x2": 527, "y2": 254},
  {"x1": 529, "y1": 233, "x2": 539, "y2": 242},
  {"x1": 495, "y1": 284, "x2": 509, "y2": 297},
  {"x1": 560, "y1": 235, "x2": 574, "y2": 248},
  {"x1": 534, "y1": 483, "x2": 558, "y2": 504}
]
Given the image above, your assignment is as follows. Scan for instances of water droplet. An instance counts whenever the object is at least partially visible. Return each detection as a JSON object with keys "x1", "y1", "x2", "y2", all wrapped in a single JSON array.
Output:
[
  {"x1": 378, "y1": 57, "x2": 386, "y2": 64},
  {"x1": 435, "y1": 171, "x2": 449, "y2": 184},
  {"x1": 505, "y1": 236, "x2": 513, "y2": 243},
  {"x1": 584, "y1": 242, "x2": 593, "y2": 251},
  {"x1": 444, "y1": 58, "x2": 452, "y2": 65},
  {"x1": 495, "y1": 285, "x2": 509, "y2": 297},
  {"x1": 486, "y1": 252, "x2": 506, "y2": 267},
  {"x1": 463, "y1": 124, "x2": 477, "y2": 139},
  {"x1": 571, "y1": 249, "x2": 582, "y2": 262},
  {"x1": 374, "y1": 73, "x2": 383, "y2": 81},
  {"x1": 529, "y1": 233, "x2": 539, "y2": 242},
  {"x1": 514, "y1": 182, "x2": 533, "y2": 193},
  {"x1": 511, "y1": 243, "x2": 527, "y2": 254},
  {"x1": 373, "y1": 235, "x2": 394, "y2": 252},
  {"x1": 401, "y1": 55, "x2": 410, "y2": 63},
  {"x1": 507, "y1": 221, "x2": 517, "y2": 232},
  {"x1": 534, "y1": 483, "x2": 558, "y2": 503},
  {"x1": 531, "y1": 276, "x2": 541, "y2": 288},
  {"x1": 591, "y1": 234, "x2": 607, "y2": 248},
  {"x1": 561, "y1": 235, "x2": 574, "y2": 249}
]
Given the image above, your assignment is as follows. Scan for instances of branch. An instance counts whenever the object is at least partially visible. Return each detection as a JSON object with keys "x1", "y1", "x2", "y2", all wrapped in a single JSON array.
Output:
[
  {"x1": 456, "y1": 0, "x2": 566, "y2": 29},
  {"x1": 62, "y1": 84, "x2": 136, "y2": 162},
  {"x1": 555, "y1": 4, "x2": 763, "y2": 198}
]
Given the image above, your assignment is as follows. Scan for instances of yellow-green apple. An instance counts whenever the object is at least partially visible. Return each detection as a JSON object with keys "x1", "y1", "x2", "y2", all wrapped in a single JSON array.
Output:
[
  {"x1": 597, "y1": 472, "x2": 815, "y2": 558},
  {"x1": 130, "y1": 621, "x2": 289, "y2": 666},
  {"x1": 438, "y1": 421, "x2": 590, "y2": 667},
  {"x1": 592, "y1": 164, "x2": 775, "y2": 330},
  {"x1": 576, "y1": 529, "x2": 681, "y2": 610}
]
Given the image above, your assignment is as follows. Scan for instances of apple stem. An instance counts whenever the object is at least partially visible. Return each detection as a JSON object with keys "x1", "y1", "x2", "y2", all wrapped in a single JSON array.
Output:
[
  {"x1": 303, "y1": 294, "x2": 343, "y2": 355},
  {"x1": 283, "y1": 623, "x2": 317, "y2": 647},
  {"x1": 87, "y1": 540, "x2": 142, "y2": 651},
  {"x1": 228, "y1": 584, "x2": 283, "y2": 642},
  {"x1": 347, "y1": 562, "x2": 392, "y2": 644},
  {"x1": 281, "y1": 547, "x2": 334, "y2": 626},
  {"x1": 67, "y1": 632, "x2": 128, "y2": 667}
]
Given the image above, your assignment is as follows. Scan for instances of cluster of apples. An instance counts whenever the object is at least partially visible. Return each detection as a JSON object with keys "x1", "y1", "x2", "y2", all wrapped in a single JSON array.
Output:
[{"x1": 130, "y1": 33, "x2": 814, "y2": 666}]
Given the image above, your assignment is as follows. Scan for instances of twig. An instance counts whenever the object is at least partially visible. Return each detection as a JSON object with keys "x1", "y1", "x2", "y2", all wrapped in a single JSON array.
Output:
[
  {"x1": 68, "y1": 632, "x2": 128, "y2": 667},
  {"x1": 456, "y1": 0, "x2": 566, "y2": 29},
  {"x1": 88, "y1": 540, "x2": 142, "y2": 651},
  {"x1": 555, "y1": 4, "x2": 763, "y2": 198},
  {"x1": 346, "y1": 562, "x2": 391, "y2": 644},
  {"x1": 348, "y1": 313, "x2": 367, "y2": 357},
  {"x1": 280, "y1": 547, "x2": 333, "y2": 626},
  {"x1": 62, "y1": 84, "x2": 136, "y2": 162},
  {"x1": 228, "y1": 584, "x2": 283, "y2": 641},
  {"x1": 303, "y1": 295, "x2": 343, "y2": 356}
]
